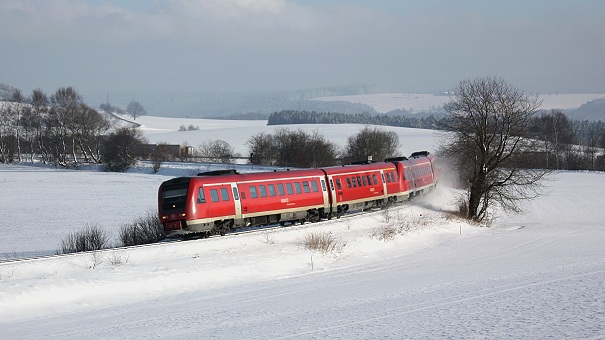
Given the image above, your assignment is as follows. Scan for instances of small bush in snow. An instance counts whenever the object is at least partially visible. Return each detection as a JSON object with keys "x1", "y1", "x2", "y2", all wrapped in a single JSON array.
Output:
[
  {"x1": 381, "y1": 206, "x2": 393, "y2": 223},
  {"x1": 118, "y1": 211, "x2": 165, "y2": 246},
  {"x1": 372, "y1": 225, "x2": 398, "y2": 241},
  {"x1": 109, "y1": 253, "x2": 129, "y2": 266},
  {"x1": 59, "y1": 224, "x2": 110, "y2": 254},
  {"x1": 303, "y1": 232, "x2": 342, "y2": 254}
]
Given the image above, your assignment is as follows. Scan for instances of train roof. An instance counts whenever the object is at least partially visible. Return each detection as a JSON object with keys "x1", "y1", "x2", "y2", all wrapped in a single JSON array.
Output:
[
  {"x1": 320, "y1": 162, "x2": 397, "y2": 175},
  {"x1": 183, "y1": 168, "x2": 327, "y2": 185}
]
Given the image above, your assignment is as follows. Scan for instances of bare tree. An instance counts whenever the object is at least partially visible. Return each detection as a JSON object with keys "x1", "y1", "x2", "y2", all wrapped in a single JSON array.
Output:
[
  {"x1": 71, "y1": 105, "x2": 112, "y2": 163},
  {"x1": 0, "y1": 100, "x2": 15, "y2": 163},
  {"x1": 247, "y1": 132, "x2": 276, "y2": 165},
  {"x1": 49, "y1": 87, "x2": 84, "y2": 166},
  {"x1": 29, "y1": 89, "x2": 50, "y2": 162},
  {"x1": 534, "y1": 110, "x2": 576, "y2": 169},
  {"x1": 10, "y1": 89, "x2": 27, "y2": 162},
  {"x1": 306, "y1": 130, "x2": 339, "y2": 167},
  {"x1": 149, "y1": 142, "x2": 173, "y2": 173},
  {"x1": 343, "y1": 126, "x2": 399, "y2": 163},
  {"x1": 198, "y1": 139, "x2": 235, "y2": 163},
  {"x1": 437, "y1": 76, "x2": 549, "y2": 221},
  {"x1": 126, "y1": 101, "x2": 146, "y2": 120}
]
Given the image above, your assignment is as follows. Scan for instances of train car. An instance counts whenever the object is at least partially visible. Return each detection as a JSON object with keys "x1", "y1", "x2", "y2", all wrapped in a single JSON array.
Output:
[
  {"x1": 320, "y1": 162, "x2": 401, "y2": 216},
  {"x1": 159, "y1": 169, "x2": 329, "y2": 237},
  {"x1": 234, "y1": 169, "x2": 328, "y2": 226},
  {"x1": 409, "y1": 151, "x2": 437, "y2": 194},
  {"x1": 387, "y1": 151, "x2": 437, "y2": 198}
]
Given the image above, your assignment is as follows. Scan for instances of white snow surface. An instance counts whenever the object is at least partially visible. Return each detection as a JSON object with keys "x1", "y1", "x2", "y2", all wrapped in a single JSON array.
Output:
[{"x1": 1, "y1": 117, "x2": 604, "y2": 339}]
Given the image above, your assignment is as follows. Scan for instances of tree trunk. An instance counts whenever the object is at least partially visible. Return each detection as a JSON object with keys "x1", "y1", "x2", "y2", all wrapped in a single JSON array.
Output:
[{"x1": 467, "y1": 172, "x2": 486, "y2": 220}]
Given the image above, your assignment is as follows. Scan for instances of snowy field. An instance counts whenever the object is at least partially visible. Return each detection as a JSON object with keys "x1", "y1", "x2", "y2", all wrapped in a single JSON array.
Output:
[
  {"x1": 1, "y1": 117, "x2": 604, "y2": 338},
  {"x1": 137, "y1": 116, "x2": 438, "y2": 157}
]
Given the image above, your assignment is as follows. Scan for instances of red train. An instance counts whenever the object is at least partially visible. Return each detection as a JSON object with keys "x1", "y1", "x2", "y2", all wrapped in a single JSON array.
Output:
[{"x1": 158, "y1": 151, "x2": 437, "y2": 238}]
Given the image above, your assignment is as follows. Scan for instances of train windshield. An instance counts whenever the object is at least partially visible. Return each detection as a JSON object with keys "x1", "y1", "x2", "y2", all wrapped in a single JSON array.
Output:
[{"x1": 161, "y1": 185, "x2": 188, "y2": 210}]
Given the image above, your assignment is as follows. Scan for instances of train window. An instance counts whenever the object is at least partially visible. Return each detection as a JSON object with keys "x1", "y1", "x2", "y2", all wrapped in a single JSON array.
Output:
[
  {"x1": 329, "y1": 179, "x2": 334, "y2": 190},
  {"x1": 367, "y1": 175, "x2": 372, "y2": 185},
  {"x1": 210, "y1": 189, "x2": 220, "y2": 202},
  {"x1": 268, "y1": 184, "x2": 276, "y2": 197},
  {"x1": 346, "y1": 178, "x2": 351, "y2": 188},
  {"x1": 335, "y1": 179, "x2": 342, "y2": 190},
  {"x1": 362, "y1": 176, "x2": 367, "y2": 186},
  {"x1": 286, "y1": 183, "x2": 294, "y2": 195},
  {"x1": 250, "y1": 186, "x2": 258, "y2": 198},
  {"x1": 321, "y1": 179, "x2": 327, "y2": 191},
  {"x1": 407, "y1": 168, "x2": 413, "y2": 180},
  {"x1": 294, "y1": 182, "x2": 302, "y2": 194},
  {"x1": 220, "y1": 188, "x2": 229, "y2": 201},
  {"x1": 277, "y1": 183, "x2": 285, "y2": 196},
  {"x1": 385, "y1": 174, "x2": 391, "y2": 183},
  {"x1": 259, "y1": 185, "x2": 267, "y2": 197},
  {"x1": 197, "y1": 188, "x2": 206, "y2": 203},
  {"x1": 302, "y1": 181, "x2": 311, "y2": 193},
  {"x1": 372, "y1": 174, "x2": 377, "y2": 185},
  {"x1": 390, "y1": 172, "x2": 396, "y2": 182},
  {"x1": 381, "y1": 173, "x2": 386, "y2": 183},
  {"x1": 311, "y1": 180, "x2": 319, "y2": 192},
  {"x1": 357, "y1": 176, "x2": 362, "y2": 187}
]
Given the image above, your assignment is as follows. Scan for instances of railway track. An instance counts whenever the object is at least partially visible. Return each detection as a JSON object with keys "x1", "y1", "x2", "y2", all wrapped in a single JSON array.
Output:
[{"x1": 0, "y1": 204, "x2": 396, "y2": 265}]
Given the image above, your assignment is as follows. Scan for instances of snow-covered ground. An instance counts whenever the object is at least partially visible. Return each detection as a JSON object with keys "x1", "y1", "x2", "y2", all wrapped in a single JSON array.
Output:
[{"x1": 1, "y1": 117, "x2": 604, "y2": 338}]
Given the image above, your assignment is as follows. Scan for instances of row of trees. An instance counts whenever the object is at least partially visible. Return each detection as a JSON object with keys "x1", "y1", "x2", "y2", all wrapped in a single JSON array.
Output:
[
  {"x1": 194, "y1": 126, "x2": 401, "y2": 168},
  {"x1": 245, "y1": 126, "x2": 400, "y2": 168},
  {"x1": 0, "y1": 86, "x2": 145, "y2": 170},
  {"x1": 268, "y1": 110, "x2": 436, "y2": 129},
  {"x1": 532, "y1": 110, "x2": 605, "y2": 170}
]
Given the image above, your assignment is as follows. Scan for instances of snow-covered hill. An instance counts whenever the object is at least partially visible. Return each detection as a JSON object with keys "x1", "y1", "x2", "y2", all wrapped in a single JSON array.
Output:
[{"x1": 312, "y1": 92, "x2": 605, "y2": 113}]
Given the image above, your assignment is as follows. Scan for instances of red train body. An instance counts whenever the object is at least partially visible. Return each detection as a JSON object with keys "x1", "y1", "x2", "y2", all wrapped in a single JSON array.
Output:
[{"x1": 158, "y1": 152, "x2": 438, "y2": 237}]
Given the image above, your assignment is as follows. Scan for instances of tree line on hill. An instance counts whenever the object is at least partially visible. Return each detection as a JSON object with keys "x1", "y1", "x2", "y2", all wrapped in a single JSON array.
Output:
[{"x1": 268, "y1": 110, "x2": 437, "y2": 129}]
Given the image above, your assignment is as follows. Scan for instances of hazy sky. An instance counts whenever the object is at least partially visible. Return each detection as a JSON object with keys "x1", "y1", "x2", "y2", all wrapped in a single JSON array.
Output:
[{"x1": 2, "y1": 0, "x2": 604, "y2": 95}]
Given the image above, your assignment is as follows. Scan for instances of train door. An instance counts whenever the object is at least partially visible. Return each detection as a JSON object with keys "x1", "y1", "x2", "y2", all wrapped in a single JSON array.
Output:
[
  {"x1": 231, "y1": 183, "x2": 243, "y2": 227},
  {"x1": 379, "y1": 170, "x2": 388, "y2": 195},
  {"x1": 319, "y1": 177, "x2": 331, "y2": 213},
  {"x1": 327, "y1": 176, "x2": 338, "y2": 214}
]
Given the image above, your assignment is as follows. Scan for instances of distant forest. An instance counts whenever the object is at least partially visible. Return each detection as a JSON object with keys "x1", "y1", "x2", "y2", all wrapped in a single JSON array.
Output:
[{"x1": 268, "y1": 110, "x2": 438, "y2": 130}]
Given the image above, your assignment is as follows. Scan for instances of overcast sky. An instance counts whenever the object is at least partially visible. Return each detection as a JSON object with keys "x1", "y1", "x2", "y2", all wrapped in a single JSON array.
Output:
[{"x1": 2, "y1": 0, "x2": 604, "y2": 95}]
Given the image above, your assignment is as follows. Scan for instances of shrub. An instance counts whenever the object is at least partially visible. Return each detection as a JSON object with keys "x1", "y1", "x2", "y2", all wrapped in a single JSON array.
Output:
[
  {"x1": 118, "y1": 211, "x2": 165, "y2": 246},
  {"x1": 101, "y1": 127, "x2": 145, "y2": 172},
  {"x1": 303, "y1": 232, "x2": 342, "y2": 253},
  {"x1": 59, "y1": 224, "x2": 110, "y2": 254},
  {"x1": 372, "y1": 225, "x2": 398, "y2": 241}
]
